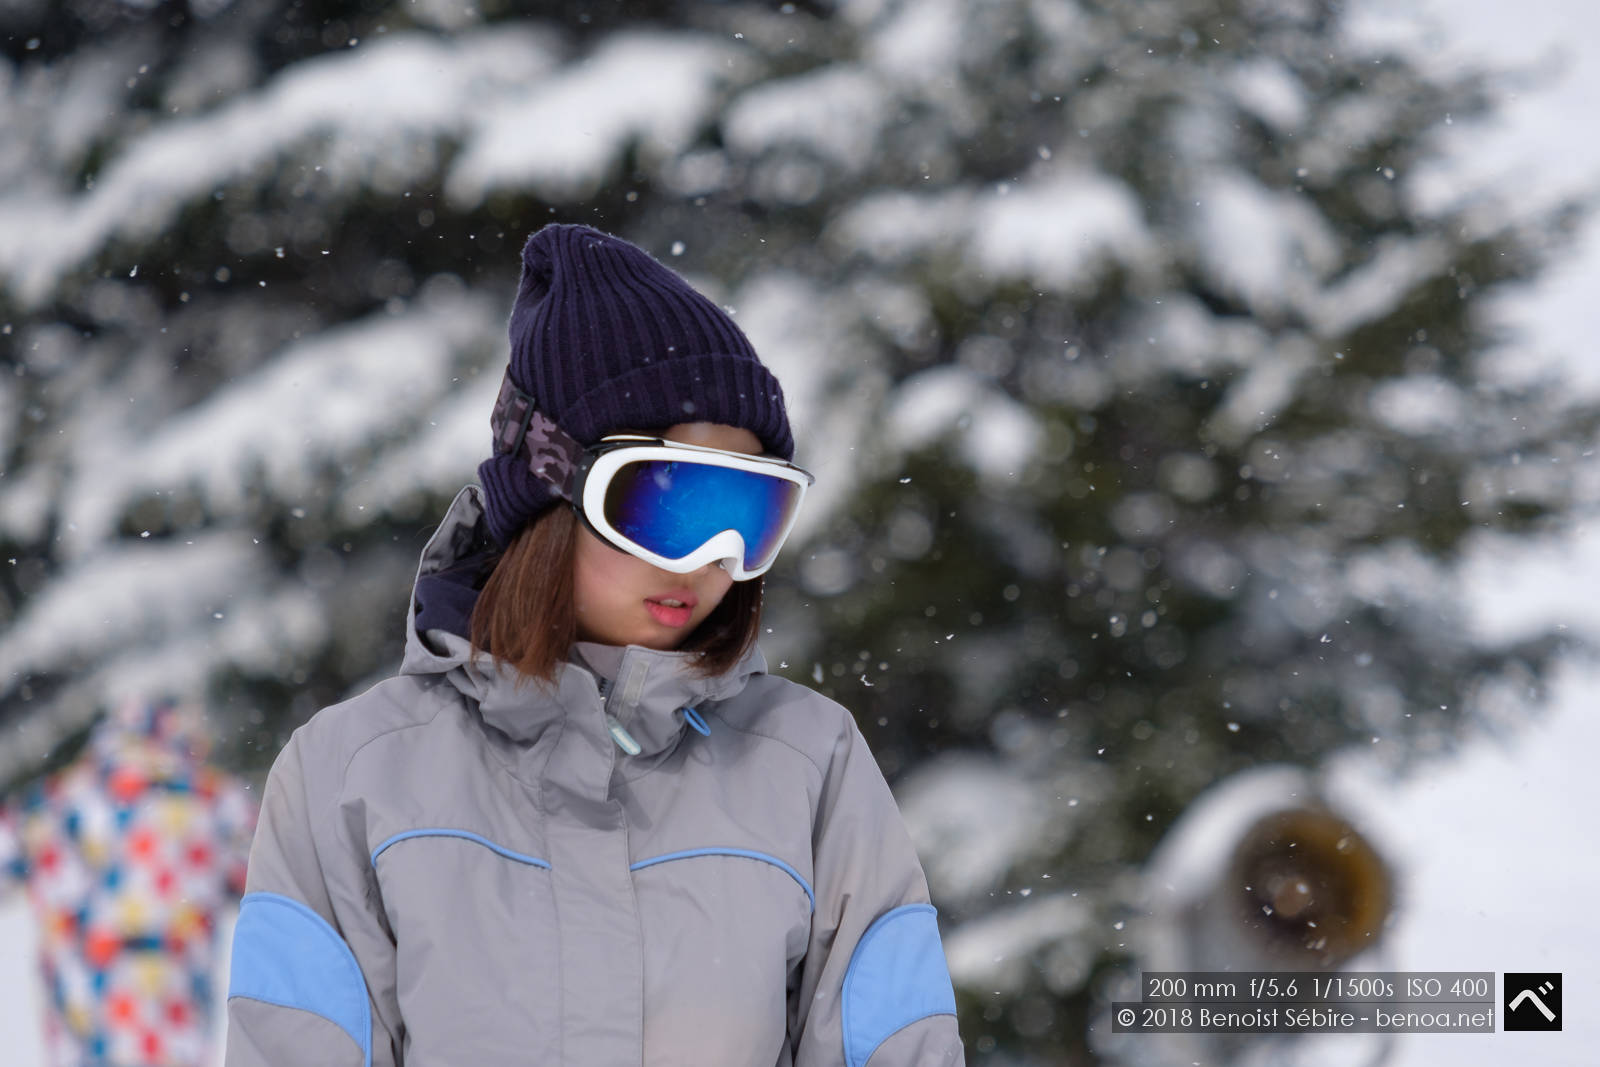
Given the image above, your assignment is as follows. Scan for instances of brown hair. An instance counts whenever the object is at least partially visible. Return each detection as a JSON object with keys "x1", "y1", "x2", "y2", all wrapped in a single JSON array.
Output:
[{"x1": 468, "y1": 504, "x2": 765, "y2": 684}]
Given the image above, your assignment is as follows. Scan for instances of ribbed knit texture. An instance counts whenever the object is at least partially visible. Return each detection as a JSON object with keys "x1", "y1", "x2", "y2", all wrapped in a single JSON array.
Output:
[{"x1": 477, "y1": 223, "x2": 793, "y2": 547}]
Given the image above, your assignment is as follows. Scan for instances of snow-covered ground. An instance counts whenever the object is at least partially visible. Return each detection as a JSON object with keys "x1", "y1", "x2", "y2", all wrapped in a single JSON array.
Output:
[{"x1": 2, "y1": 2, "x2": 1598, "y2": 1065}]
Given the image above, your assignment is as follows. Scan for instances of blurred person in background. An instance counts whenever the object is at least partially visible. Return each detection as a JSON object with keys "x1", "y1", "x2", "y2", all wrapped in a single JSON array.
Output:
[
  {"x1": 224, "y1": 223, "x2": 964, "y2": 1066},
  {"x1": 0, "y1": 698, "x2": 258, "y2": 1067}
]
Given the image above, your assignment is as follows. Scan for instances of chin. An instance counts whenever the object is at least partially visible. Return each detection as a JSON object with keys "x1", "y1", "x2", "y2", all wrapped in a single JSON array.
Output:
[{"x1": 626, "y1": 629, "x2": 684, "y2": 651}]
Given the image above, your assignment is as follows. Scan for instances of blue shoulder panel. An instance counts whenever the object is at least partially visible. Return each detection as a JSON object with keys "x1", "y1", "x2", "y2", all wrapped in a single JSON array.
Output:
[
  {"x1": 229, "y1": 892, "x2": 373, "y2": 1067},
  {"x1": 841, "y1": 903, "x2": 957, "y2": 1067}
]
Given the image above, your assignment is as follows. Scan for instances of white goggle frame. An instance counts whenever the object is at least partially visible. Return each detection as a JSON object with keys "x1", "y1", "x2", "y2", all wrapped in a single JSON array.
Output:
[{"x1": 575, "y1": 435, "x2": 813, "y2": 581}]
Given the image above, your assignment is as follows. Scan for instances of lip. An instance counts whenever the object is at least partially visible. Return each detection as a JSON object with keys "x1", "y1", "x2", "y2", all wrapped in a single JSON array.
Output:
[
  {"x1": 644, "y1": 589, "x2": 699, "y2": 628},
  {"x1": 646, "y1": 589, "x2": 700, "y2": 610}
]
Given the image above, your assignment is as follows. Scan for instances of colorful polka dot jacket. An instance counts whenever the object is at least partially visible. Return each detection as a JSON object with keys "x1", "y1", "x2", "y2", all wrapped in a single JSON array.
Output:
[{"x1": 0, "y1": 700, "x2": 257, "y2": 1066}]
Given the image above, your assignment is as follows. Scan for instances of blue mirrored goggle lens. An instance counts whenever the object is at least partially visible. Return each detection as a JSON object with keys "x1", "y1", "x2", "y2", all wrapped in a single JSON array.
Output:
[{"x1": 602, "y1": 459, "x2": 803, "y2": 571}]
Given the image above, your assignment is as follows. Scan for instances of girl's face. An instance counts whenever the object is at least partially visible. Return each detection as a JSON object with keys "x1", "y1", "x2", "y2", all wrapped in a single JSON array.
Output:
[{"x1": 572, "y1": 422, "x2": 763, "y2": 650}]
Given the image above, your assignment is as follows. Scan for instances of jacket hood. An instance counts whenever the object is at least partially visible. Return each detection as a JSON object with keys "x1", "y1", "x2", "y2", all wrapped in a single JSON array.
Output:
[{"x1": 398, "y1": 485, "x2": 766, "y2": 758}]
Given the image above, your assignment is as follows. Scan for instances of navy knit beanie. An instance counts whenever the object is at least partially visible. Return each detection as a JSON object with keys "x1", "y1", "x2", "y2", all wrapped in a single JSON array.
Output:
[{"x1": 477, "y1": 223, "x2": 793, "y2": 547}]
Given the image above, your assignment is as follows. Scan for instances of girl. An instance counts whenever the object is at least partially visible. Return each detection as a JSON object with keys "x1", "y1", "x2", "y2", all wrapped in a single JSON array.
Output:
[{"x1": 224, "y1": 224, "x2": 964, "y2": 1066}]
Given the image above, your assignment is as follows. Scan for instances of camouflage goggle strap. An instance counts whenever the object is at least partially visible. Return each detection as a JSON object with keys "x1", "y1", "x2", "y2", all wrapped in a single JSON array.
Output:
[{"x1": 489, "y1": 370, "x2": 583, "y2": 502}]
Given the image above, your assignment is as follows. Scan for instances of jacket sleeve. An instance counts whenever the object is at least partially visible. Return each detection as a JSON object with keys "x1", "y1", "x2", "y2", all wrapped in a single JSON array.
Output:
[
  {"x1": 791, "y1": 712, "x2": 965, "y2": 1067},
  {"x1": 225, "y1": 731, "x2": 402, "y2": 1067}
]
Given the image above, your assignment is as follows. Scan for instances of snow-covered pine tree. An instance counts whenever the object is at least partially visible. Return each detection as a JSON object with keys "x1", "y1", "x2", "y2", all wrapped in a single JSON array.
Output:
[
  {"x1": 731, "y1": 0, "x2": 1595, "y2": 1060},
  {"x1": 1, "y1": 1, "x2": 1594, "y2": 1063},
  {"x1": 1, "y1": 0, "x2": 766, "y2": 774}
]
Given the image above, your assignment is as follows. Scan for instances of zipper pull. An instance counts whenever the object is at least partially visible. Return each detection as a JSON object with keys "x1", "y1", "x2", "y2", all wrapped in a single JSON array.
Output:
[
  {"x1": 593, "y1": 677, "x2": 639, "y2": 754},
  {"x1": 606, "y1": 714, "x2": 642, "y2": 756},
  {"x1": 681, "y1": 707, "x2": 711, "y2": 737}
]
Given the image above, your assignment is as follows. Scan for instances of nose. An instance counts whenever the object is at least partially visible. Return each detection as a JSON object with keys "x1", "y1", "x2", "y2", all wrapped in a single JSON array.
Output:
[{"x1": 693, "y1": 558, "x2": 735, "y2": 581}]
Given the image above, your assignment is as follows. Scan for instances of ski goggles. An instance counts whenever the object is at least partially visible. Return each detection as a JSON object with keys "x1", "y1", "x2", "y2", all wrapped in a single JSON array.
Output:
[
  {"x1": 573, "y1": 435, "x2": 813, "y2": 580},
  {"x1": 488, "y1": 374, "x2": 811, "y2": 579}
]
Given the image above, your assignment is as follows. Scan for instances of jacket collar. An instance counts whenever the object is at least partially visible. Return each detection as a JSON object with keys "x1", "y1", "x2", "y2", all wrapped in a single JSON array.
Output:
[{"x1": 399, "y1": 485, "x2": 764, "y2": 759}]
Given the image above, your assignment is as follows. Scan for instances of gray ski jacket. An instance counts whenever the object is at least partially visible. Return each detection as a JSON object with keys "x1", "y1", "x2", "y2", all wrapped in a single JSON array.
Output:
[{"x1": 225, "y1": 486, "x2": 964, "y2": 1067}]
